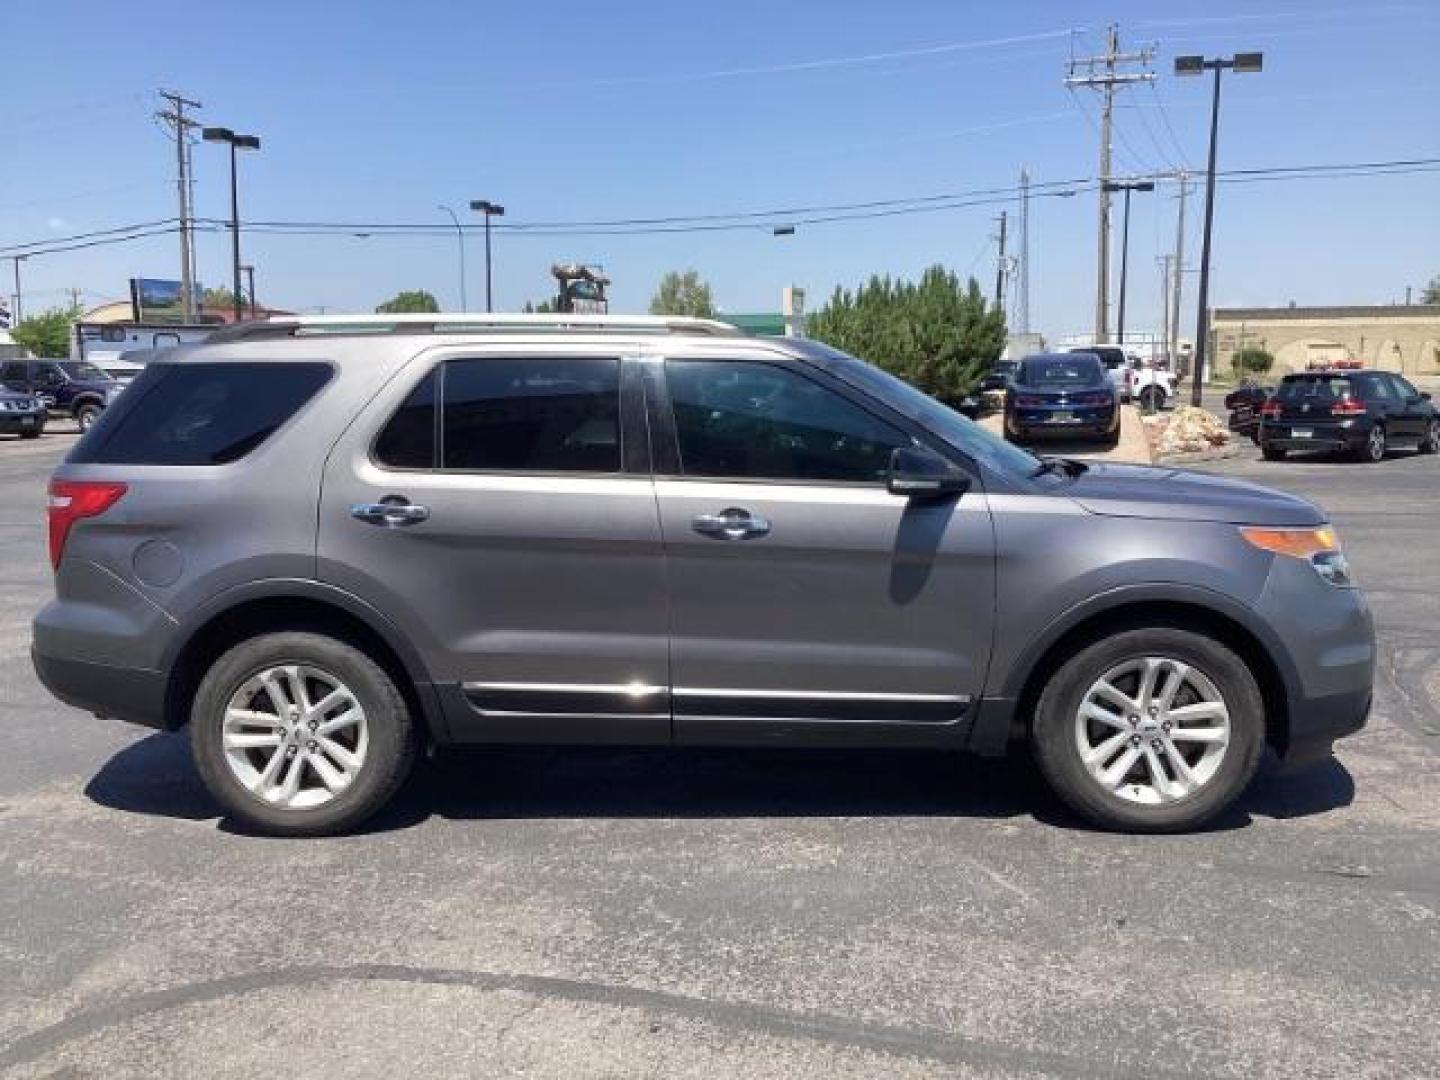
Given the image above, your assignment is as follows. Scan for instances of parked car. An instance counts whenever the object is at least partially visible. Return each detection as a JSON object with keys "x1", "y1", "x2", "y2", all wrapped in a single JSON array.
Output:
[
  {"x1": 0, "y1": 359, "x2": 122, "y2": 432},
  {"x1": 977, "y1": 360, "x2": 1018, "y2": 395},
  {"x1": 1005, "y1": 352, "x2": 1120, "y2": 447},
  {"x1": 1225, "y1": 380, "x2": 1273, "y2": 445},
  {"x1": 1259, "y1": 369, "x2": 1438, "y2": 462},
  {"x1": 0, "y1": 387, "x2": 46, "y2": 439},
  {"x1": 32, "y1": 315, "x2": 1373, "y2": 836},
  {"x1": 1067, "y1": 346, "x2": 1176, "y2": 411}
]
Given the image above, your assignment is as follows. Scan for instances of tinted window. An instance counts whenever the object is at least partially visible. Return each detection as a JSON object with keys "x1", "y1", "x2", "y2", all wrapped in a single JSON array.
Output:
[
  {"x1": 374, "y1": 369, "x2": 437, "y2": 468},
  {"x1": 60, "y1": 361, "x2": 110, "y2": 382},
  {"x1": 667, "y1": 360, "x2": 907, "y2": 482},
  {"x1": 1358, "y1": 374, "x2": 1391, "y2": 400},
  {"x1": 71, "y1": 362, "x2": 331, "y2": 465},
  {"x1": 1278, "y1": 376, "x2": 1350, "y2": 401},
  {"x1": 1018, "y1": 356, "x2": 1105, "y2": 386},
  {"x1": 1389, "y1": 374, "x2": 1421, "y2": 400},
  {"x1": 0, "y1": 362, "x2": 26, "y2": 384},
  {"x1": 442, "y1": 358, "x2": 620, "y2": 472}
]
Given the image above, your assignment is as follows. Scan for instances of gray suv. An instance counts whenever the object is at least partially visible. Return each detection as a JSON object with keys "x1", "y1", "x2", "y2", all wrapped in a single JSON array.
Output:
[{"x1": 31, "y1": 315, "x2": 1374, "y2": 835}]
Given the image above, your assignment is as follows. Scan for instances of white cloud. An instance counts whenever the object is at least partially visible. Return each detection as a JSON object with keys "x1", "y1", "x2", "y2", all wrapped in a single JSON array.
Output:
[{"x1": 47, "y1": 216, "x2": 68, "y2": 231}]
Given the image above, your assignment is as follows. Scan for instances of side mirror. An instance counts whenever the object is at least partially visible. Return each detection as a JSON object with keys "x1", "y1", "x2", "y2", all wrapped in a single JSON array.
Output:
[{"x1": 887, "y1": 446, "x2": 970, "y2": 499}]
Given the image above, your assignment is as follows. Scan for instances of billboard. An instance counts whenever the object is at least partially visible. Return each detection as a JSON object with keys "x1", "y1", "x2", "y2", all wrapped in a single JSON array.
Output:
[{"x1": 128, "y1": 278, "x2": 186, "y2": 323}]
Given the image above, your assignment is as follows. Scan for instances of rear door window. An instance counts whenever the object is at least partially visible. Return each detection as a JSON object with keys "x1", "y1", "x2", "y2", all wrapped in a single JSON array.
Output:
[
  {"x1": 441, "y1": 358, "x2": 621, "y2": 473},
  {"x1": 69, "y1": 362, "x2": 331, "y2": 465}
]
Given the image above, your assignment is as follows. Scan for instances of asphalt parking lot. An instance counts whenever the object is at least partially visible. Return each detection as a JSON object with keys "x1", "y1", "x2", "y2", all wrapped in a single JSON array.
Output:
[{"x1": 1, "y1": 431, "x2": 1435, "y2": 1079}]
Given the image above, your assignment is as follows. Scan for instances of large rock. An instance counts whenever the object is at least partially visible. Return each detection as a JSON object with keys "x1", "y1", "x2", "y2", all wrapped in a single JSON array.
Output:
[{"x1": 1158, "y1": 405, "x2": 1231, "y2": 455}]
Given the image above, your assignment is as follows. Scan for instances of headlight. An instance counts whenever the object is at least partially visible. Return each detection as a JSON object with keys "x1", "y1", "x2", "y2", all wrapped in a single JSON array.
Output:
[{"x1": 1239, "y1": 525, "x2": 1353, "y2": 587}]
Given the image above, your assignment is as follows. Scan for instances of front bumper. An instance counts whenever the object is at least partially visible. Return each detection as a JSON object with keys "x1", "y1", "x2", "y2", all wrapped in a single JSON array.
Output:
[
  {"x1": 1255, "y1": 555, "x2": 1375, "y2": 767},
  {"x1": 0, "y1": 412, "x2": 45, "y2": 434}
]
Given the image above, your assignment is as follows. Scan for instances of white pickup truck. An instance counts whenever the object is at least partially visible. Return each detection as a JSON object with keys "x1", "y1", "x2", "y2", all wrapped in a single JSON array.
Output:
[{"x1": 1067, "y1": 345, "x2": 1176, "y2": 410}]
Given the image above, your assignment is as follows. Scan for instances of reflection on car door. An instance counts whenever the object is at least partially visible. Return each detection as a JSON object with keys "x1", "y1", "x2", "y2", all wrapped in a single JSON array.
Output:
[
  {"x1": 647, "y1": 354, "x2": 996, "y2": 745},
  {"x1": 317, "y1": 350, "x2": 671, "y2": 743}
]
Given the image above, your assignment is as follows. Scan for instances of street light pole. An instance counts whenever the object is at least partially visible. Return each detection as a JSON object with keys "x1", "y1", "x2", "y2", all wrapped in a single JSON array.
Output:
[
  {"x1": 469, "y1": 200, "x2": 505, "y2": 312},
  {"x1": 11, "y1": 256, "x2": 25, "y2": 324},
  {"x1": 202, "y1": 127, "x2": 261, "y2": 322},
  {"x1": 241, "y1": 265, "x2": 257, "y2": 317},
  {"x1": 1175, "y1": 51, "x2": 1262, "y2": 405},
  {"x1": 1102, "y1": 179, "x2": 1154, "y2": 350},
  {"x1": 437, "y1": 205, "x2": 467, "y2": 311}
]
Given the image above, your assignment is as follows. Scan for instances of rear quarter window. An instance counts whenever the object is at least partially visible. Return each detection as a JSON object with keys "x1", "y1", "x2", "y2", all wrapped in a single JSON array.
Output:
[{"x1": 69, "y1": 361, "x2": 331, "y2": 465}]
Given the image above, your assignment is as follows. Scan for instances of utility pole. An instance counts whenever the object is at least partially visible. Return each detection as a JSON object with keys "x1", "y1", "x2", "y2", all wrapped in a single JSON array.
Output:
[
  {"x1": 1169, "y1": 172, "x2": 1189, "y2": 372},
  {"x1": 68, "y1": 287, "x2": 82, "y2": 311},
  {"x1": 157, "y1": 90, "x2": 202, "y2": 322},
  {"x1": 993, "y1": 210, "x2": 1008, "y2": 311},
  {"x1": 1066, "y1": 26, "x2": 1155, "y2": 343},
  {"x1": 1016, "y1": 168, "x2": 1031, "y2": 334},
  {"x1": 1158, "y1": 255, "x2": 1174, "y2": 360}
]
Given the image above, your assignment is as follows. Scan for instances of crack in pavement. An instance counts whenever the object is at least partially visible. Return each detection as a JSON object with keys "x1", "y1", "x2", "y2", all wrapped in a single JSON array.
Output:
[{"x1": 0, "y1": 962, "x2": 1195, "y2": 1079}]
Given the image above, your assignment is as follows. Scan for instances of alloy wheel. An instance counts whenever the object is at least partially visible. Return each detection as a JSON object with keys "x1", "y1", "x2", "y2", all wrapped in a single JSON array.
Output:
[
  {"x1": 1367, "y1": 425, "x2": 1386, "y2": 462},
  {"x1": 221, "y1": 664, "x2": 369, "y2": 809},
  {"x1": 1074, "y1": 656, "x2": 1230, "y2": 806}
]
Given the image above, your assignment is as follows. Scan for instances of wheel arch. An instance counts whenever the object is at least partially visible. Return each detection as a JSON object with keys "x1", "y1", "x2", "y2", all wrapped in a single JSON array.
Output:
[
  {"x1": 1002, "y1": 589, "x2": 1296, "y2": 755},
  {"x1": 161, "y1": 581, "x2": 447, "y2": 741}
]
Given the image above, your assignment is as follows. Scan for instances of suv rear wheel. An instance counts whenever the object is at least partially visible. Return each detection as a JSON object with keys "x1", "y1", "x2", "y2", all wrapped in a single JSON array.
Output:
[
  {"x1": 190, "y1": 632, "x2": 418, "y2": 836},
  {"x1": 74, "y1": 401, "x2": 102, "y2": 433},
  {"x1": 1138, "y1": 385, "x2": 1165, "y2": 413},
  {"x1": 1355, "y1": 422, "x2": 1387, "y2": 463},
  {"x1": 1031, "y1": 627, "x2": 1265, "y2": 832},
  {"x1": 1419, "y1": 418, "x2": 1439, "y2": 455}
]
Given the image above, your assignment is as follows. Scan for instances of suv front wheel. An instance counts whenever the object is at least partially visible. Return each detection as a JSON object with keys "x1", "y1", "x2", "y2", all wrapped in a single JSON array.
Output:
[
  {"x1": 190, "y1": 632, "x2": 418, "y2": 836},
  {"x1": 1031, "y1": 627, "x2": 1265, "y2": 832}
]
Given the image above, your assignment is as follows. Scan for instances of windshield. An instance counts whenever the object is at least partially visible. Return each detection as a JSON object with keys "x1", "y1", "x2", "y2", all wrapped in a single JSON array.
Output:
[
  {"x1": 1018, "y1": 356, "x2": 1104, "y2": 386},
  {"x1": 790, "y1": 340, "x2": 1042, "y2": 480},
  {"x1": 61, "y1": 361, "x2": 112, "y2": 382}
]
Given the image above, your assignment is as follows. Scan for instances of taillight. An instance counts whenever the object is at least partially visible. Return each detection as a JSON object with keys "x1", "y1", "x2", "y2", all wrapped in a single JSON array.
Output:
[
  {"x1": 47, "y1": 480, "x2": 127, "y2": 569},
  {"x1": 1330, "y1": 397, "x2": 1366, "y2": 416},
  {"x1": 1076, "y1": 392, "x2": 1113, "y2": 406},
  {"x1": 1014, "y1": 395, "x2": 1046, "y2": 408},
  {"x1": 1261, "y1": 400, "x2": 1282, "y2": 420}
]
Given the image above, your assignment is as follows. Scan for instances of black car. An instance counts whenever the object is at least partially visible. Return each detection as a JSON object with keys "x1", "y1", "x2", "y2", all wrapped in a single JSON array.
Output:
[
  {"x1": 1004, "y1": 352, "x2": 1120, "y2": 446},
  {"x1": 1225, "y1": 380, "x2": 1272, "y2": 444},
  {"x1": 1260, "y1": 370, "x2": 1438, "y2": 462},
  {"x1": 0, "y1": 387, "x2": 47, "y2": 439},
  {"x1": 0, "y1": 359, "x2": 120, "y2": 433},
  {"x1": 977, "y1": 360, "x2": 1018, "y2": 395}
]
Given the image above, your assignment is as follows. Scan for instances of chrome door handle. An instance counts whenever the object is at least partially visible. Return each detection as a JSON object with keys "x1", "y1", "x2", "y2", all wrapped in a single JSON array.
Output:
[
  {"x1": 692, "y1": 508, "x2": 771, "y2": 540},
  {"x1": 350, "y1": 499, "x2": 430, "y2": 527}
]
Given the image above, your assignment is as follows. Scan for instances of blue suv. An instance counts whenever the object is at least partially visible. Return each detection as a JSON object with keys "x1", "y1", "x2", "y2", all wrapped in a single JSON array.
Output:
[{"x1": 0, "y1": 359, "x2": 121, "y2": 433}]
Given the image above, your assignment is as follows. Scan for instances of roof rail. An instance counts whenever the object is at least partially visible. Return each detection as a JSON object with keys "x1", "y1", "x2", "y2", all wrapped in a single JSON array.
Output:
[{"x1": 203, "y1": 312, "x2": 745, "y2": 343}]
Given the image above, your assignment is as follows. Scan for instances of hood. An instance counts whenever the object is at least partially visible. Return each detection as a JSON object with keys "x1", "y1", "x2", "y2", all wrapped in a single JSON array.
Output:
[{"x1": 1064, "y1": 462, "x2": 1325, "y2": 526}]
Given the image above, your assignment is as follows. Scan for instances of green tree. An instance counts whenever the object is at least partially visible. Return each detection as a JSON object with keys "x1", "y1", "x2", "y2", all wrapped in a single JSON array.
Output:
[
  {"x1": 1422, "y1": 275, "x2": 1440, "y2": 305},
  {"x1": 1233, "y1": 347, "x2": 1275, "y2": 375},
  {"x1": 805, "y1": 265, "x2": 1007, "y2": 406},
  {"x1": 375, "y1": 290, "x2": 440, "y2": 314},
  {"x1": 201, "y1": 286, "x2": 239, "y2": 311},
  {"x1": 10, "y1": 305, "x2": 81, "y2": 358},
  {"x1": 522, "y1": 297, "x2": 560, "y2": 313},
  {"x1": 648, "y1": 270, "x2": 715, "y2": 318}
]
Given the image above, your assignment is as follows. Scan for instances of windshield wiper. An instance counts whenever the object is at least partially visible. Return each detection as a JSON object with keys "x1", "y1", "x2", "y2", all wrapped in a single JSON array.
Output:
[{"x1": 1029, "y1": 455, "x2": 1090, "y2": 479}]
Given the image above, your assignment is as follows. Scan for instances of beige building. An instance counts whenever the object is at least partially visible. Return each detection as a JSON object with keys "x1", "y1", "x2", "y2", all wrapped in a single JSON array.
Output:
[{"x1": 1211, "y1": 305, "x2": 1440, "y2": 376}]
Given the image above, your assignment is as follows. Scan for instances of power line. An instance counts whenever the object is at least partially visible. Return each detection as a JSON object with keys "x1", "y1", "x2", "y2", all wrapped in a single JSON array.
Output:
[{"x1": 3, "y1": 156, "x2": 1435, "y2": 257}]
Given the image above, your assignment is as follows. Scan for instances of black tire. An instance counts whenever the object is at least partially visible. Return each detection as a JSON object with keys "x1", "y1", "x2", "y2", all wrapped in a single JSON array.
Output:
[
  {"x1": 1354, "y1": 422, "x2": 1387, "y2": 463},
  {"x1": 1261, "y1": 443, "x2": 1287, "y2": 461},
  {"x1": 1419, "y1": 418, "x2": 1439, "y2": 455},
  {"x1": 190, "y1": 632, "x2": 418, "y2": 836},
  {"x1": 20, "y1": 427, "x2": 42, "y2": 440},
  {"x1": 1138, "y1": 386, "x2": 1164, "y2": 413},
  {"x1": 1099, "y1": 425, "x2": 1121, "y2": 449},
  {"x1": 75, "y1": 402, "x2": 102, "y2": 434},
  {"x1": 1030, "y1": 627, "x2": 1266, "y2": 833}
]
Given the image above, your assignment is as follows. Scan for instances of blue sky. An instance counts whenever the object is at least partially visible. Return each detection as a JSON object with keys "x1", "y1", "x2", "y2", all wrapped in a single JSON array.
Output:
[{"x1": 3, "y1": 1, "x2": 1437, "y2": 339}]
